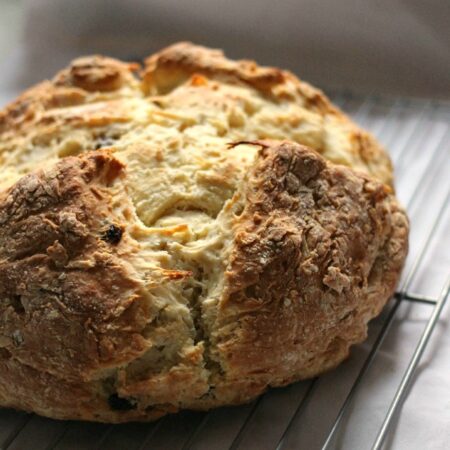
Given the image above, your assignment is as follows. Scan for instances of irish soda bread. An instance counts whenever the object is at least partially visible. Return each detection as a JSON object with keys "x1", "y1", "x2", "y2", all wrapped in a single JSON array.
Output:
[{"x1": 0, "y1": 43, "x2": 408, "y2": 422}]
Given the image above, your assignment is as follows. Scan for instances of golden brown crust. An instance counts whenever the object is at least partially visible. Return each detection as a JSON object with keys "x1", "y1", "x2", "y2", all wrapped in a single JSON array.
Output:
[
  {"x1": 54, "y1": 56, "x2": 140, "y2": 93},
  {"x1": 143, "y1": 41, "x2": 286, "y2": 95},
  {"x1": 0, "y1": 43, "x2": 408, "y2": 422},
  {"x1": 0, "y1": 152, "x2": 161, "y2": 421},
  {"x1": 214, "y1": 141, "x2": 408, "y2": 387}
]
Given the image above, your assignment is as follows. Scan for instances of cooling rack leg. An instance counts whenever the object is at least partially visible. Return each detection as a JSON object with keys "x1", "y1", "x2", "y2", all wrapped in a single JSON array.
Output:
[{"x1": 372, "y1": 278, "x2": 450, "y2": 450}]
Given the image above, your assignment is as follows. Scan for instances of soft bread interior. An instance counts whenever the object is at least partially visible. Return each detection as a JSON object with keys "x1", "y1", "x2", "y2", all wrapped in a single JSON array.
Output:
[{"x1": 107, "y1": 138, "x2": 257, "y2": 402}]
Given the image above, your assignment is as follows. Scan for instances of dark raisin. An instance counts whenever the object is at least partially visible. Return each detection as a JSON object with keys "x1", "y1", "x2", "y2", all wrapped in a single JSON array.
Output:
[
  {"x1": 101, "y1": 225, "x2": 123, "y2": 245},
  {"x1": 108, "y1": 393, "x2": 137, "y2": 411}
]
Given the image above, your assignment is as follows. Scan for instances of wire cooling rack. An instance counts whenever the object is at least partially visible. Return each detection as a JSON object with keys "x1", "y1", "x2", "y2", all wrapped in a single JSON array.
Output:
[{"x1": 0, "y1": 93, "x2": 449, "y2": 450}]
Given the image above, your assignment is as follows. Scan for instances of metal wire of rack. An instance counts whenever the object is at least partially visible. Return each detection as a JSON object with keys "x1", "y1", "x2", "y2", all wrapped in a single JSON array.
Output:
[{"x1": 0, "y1": 93, "x2": 448, "y2": 450}]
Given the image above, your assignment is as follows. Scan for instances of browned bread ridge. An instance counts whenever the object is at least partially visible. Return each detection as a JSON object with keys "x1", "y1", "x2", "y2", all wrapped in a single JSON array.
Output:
[{"x1": 0, "y1": 43, "x2": 408, "y2": 422}]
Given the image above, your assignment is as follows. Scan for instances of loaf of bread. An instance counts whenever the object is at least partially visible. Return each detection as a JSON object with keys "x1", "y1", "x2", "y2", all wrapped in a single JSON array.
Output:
[{"x1": 0, "y1": 43, "x2": 408, "y2": 422}]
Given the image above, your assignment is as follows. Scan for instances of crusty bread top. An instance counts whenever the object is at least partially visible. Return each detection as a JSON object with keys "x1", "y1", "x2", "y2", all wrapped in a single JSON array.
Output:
[
  {"x1": 0, "y1": 43, "x2": 407, "y2": 422},
  {"x1": 0, "y1": 42, "x2": 393, "y2": 193}
]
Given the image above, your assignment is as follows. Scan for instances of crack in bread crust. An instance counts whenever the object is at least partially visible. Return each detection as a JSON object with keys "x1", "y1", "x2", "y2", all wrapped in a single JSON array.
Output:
[{"x1": 0, "y1": 43, "x2": 408, "y2": 422}]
